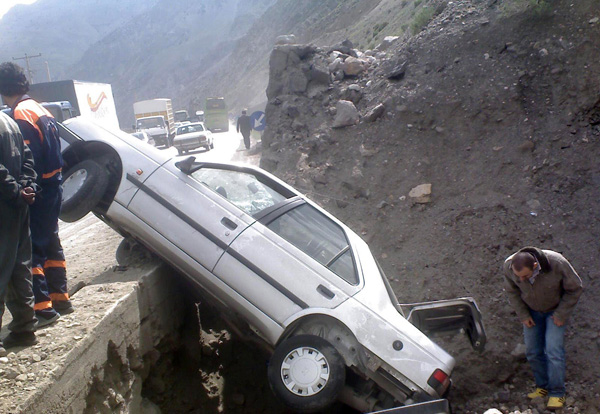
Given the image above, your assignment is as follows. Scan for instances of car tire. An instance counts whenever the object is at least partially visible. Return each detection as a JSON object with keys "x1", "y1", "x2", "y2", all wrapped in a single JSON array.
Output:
[
  {"x1": 116, "y1": 238, "x2": 151, "y2": 266},
  {"x1": 177, "y1": 148, "x2": 183, "y2": 155},
  {"x1": 210, "y1": 140, "x2": 214, "y2": 149},
  {"x1": 60, "y1": 159, "x2": 109, "y2": 223},
  {"x1": 268, "y1": 335, "x2": 345, "y2": 413}
]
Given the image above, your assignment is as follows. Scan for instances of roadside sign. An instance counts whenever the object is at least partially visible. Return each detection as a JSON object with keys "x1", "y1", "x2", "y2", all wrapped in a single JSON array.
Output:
[{"x1": 250, "y1": 111, "x2": 266, "y2": 131}]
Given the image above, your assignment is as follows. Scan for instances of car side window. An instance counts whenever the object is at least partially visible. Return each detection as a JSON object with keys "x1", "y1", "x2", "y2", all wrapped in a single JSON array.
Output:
[
  {"x1": 266, "y1": 204, "x2": 358, "y2": 285},
  {"x1": 191, "y1": 168, "x2": 288, "y2": 216}
]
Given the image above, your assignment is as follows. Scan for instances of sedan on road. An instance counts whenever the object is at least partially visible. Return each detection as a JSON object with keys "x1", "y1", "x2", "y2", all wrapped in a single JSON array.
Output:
[
  {"x1": 58, "y1": 117, "x2": 485, "y2": 413},
  {"x1": 173, "y1": 122, "x2": 213, "y2": 155}
]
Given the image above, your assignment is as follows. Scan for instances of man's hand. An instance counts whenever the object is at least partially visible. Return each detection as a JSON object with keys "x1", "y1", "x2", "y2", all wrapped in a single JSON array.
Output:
[
  {"x1": 551, "y1": 315, "x2": 564, "y2": 327},
  {"x1": 20, "y1": 187, "x2": 36, "y2": 205},
  {"x1": 522, "y1": 318, "x2": 535, "y2": 328}
]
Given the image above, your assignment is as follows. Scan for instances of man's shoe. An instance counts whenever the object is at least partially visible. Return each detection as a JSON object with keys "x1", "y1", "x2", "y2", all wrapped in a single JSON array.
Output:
[
  {"x1": 0, "y1": 343, "x2": 7, "y2": 357},
  {"x1": 547, "y1": 396, "x2": 566, "y2": 410},
  {"x1": 34, "y1": 313, "x2": 60, "y2": 330},
  {"x1": 2, "y1": 332, "x2": 38, "y2": 349},
  {"x1": 53, "y1": 300, "x2": 75, "y2": 315},
  {"x1": 527, "y1": 388, "x2": 548, "y2": 399}
]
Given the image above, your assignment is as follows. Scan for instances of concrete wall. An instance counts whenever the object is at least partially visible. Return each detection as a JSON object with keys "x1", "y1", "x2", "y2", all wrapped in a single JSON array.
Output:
[{"x1": 17, "y1": 263, "x2": 184, "y2": 414}]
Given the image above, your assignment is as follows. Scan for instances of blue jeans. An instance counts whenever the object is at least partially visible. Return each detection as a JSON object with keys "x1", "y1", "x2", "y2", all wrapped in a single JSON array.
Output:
[{"x1": 523, "y1": 310, "x2": 566, "y2": 397}]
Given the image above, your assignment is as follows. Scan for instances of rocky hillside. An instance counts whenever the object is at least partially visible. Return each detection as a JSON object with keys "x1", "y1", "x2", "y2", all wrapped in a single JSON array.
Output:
[
  {"x1": 260, "y1": 0, "x2": 600, "y2": 412},
  {"x1": 0, "y1": 0, "x2": 157, "y2": 82}
]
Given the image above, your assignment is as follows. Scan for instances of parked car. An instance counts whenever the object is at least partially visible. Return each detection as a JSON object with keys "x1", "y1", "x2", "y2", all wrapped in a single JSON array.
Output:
[
  {"x1": 173, "y1": 122, "x2": 213, "y2": 155},
  {"x1": 131, "y1": 130, "x2": 154, "y2": 146},
  {"x1": 58, "y1": 117, "x2": 486, "y2": 414}
]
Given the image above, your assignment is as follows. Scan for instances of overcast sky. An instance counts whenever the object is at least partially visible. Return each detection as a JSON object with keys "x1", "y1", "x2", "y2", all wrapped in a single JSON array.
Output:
[{"x1": 0, "y1": 0, "x2": 38, "y2": 19}]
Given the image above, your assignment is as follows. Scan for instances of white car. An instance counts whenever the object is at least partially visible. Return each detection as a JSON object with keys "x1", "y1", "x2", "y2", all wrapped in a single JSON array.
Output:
[
  {"x1": 173, "y1": 122, "x2": 213, "y2": 155},
  {"x1": 58, "y1": 117, "x2": 485, "y2": 413}
]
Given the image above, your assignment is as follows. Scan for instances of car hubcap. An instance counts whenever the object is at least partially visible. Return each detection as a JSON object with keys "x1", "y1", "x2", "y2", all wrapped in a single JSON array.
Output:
[
  {"x1": 62, "y1": 168, "x2": 88, "y2": 201},
  {"x1": 281, "y1": 346, "x2": 329, "y2": 396}
]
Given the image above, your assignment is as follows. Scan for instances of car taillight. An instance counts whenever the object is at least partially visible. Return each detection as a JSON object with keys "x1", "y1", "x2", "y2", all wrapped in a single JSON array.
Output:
[{"x1": 427, "y1": 369, "x2": 450, "y2": 396}]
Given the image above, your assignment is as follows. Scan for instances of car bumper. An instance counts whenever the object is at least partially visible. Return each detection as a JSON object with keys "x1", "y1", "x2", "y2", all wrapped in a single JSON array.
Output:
[{"x1": 174, "y1": 138, "x2": 208, "y2": 150}]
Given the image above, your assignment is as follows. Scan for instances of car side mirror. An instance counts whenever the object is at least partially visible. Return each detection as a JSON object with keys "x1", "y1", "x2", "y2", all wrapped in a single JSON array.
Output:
[{"x1": 175, "y1": 156, "x2": 196, "y2": 174}]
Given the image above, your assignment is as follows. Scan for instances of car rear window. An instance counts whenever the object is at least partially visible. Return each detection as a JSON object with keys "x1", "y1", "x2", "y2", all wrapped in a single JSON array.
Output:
[
  {"x1": 191, "y1": 168, "x2": 288, "y2": 216},
  {"x1": 266, "y1": 204, "x2": 358, "y2": 285}
]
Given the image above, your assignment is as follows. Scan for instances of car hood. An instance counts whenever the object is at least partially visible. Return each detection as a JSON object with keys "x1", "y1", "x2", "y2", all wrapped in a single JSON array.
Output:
[{"x1": 140, "y1": 126, "x2": 167, "y2": 136}]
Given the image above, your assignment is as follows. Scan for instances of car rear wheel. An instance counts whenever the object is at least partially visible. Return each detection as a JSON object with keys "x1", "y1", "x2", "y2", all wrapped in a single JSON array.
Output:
[
  {"x1": 268, "y1": 335, "x2": 345, "y2": 413},
  {"x1": 60, "y1": 159, "x2": 109, "y2": 223}
]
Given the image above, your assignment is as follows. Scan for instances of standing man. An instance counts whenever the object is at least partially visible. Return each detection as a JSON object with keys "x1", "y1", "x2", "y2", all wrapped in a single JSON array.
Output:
[
  {"x1": 503, "y1": 247, "x2": 583, "y2": 410},
  {"x1": 0, "y1": 111, "x2": 38, "y2": 355},
  {"x1": 236, "y1": 109, "x2": 252, "y2": 150},
  {"x1": 0, "y1": 62, "x2": 73, "y2": 329}
]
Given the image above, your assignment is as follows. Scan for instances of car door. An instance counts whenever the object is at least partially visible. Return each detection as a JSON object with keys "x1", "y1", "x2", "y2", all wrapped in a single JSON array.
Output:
[
  {"x1": 214, "y1": 201, "x2": 361, "y2": 326},
  {"x1": 126, "y1": 160, "x2": 254, "y2": 272}
]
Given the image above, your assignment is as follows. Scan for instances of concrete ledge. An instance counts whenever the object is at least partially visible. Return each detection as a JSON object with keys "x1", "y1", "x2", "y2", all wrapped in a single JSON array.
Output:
[{"x1": 0, "y1": 262, "x2": 184, "y2": 414}]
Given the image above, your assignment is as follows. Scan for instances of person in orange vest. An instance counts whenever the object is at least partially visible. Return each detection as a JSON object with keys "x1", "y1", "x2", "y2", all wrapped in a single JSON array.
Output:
[{"x1": 0, "y1": 62, "x2": 73, "y2": 328}]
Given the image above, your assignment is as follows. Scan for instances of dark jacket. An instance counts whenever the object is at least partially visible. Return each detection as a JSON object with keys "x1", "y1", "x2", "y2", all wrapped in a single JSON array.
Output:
[
  {"x1": 503, "y1": 247, "x2": 583, "y2": 323},
  {"x1": 12, "y1": 95, "x2": 63, "y2": 186},
  {"x1": 236, "y1": 115, "x2": 252, "y2": 135},
  {"x1": 0, "y1": 112, "x2": 37, "y2": 206}
]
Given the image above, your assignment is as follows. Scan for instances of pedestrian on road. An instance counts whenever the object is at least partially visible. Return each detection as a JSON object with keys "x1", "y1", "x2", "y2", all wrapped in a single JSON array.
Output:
[
  {"x1": 0, "y1": 62, "x2": 73, "y2": 329},
  {"x1": 0, "y1": 111, "x2": 38, "y2": 356},
  {"x1": 503, "y1": 247, "x2": 583, "y2": 410},
  {"x1": 236, "y1": 109, "x2": 252, "y2": 150}
]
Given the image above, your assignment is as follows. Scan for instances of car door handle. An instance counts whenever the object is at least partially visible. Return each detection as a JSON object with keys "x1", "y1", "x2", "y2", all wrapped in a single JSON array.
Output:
[
  {"x1": 317, "y1": 284, "x2": 335, "y2": 300},
  {"x1": 221, "y1": 217, "x2": 238, "y2": 230}
]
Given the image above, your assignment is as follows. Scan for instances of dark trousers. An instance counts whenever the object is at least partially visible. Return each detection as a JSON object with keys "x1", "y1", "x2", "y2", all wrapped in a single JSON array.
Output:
[
  {"x1": 29, "y1": 184, "x2": 68, "y2": 317},
  {"x1": 0, "y1": 201, "x2": 36, "y2": 334},
  {"x1": 241, "y1": 131, "x2": 251, "y2": 149}
]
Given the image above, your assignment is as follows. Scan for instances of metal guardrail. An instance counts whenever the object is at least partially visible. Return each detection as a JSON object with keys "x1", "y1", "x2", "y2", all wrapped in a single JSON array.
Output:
[{"x1": 368, "y1": 399, "x2": 450, "y2": 414}]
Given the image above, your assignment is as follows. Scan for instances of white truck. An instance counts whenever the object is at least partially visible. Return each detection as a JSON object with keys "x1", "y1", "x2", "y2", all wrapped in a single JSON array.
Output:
[
  {"x1": 133, "y1": 99, "x2": 175, "y2": 148},
  {"x1": 27, "y1": 80, "x2": 120, "y2": 130}
]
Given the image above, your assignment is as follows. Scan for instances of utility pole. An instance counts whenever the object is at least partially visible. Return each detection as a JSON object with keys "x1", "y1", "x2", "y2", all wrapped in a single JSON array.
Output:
[
  {"x1": 45, "y1": 61, "x2": 51, "y2": 82},
  {"x1": 12, "y1": 53, "x2": 42, "y2": 84}
]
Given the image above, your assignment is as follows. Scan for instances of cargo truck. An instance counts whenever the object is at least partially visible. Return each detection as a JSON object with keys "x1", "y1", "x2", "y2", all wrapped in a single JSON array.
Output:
[
  {"x1": 133, "y1": 99, "x2": 175, "y2": 148},
  {"x1": 27, "y1": 80, "x2": 120, "y2": 130}
]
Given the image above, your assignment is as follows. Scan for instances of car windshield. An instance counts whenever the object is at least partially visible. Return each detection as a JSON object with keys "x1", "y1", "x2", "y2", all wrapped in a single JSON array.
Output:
[
  {"x1": 177, "y1": 124, "x2": 204, "y2": 135},
  {"x1": 191, "y1": 168, "x2": 288, "y2": 216},
  {"x1": 137, "y1": 117, "x2": 164, "y2": 129}
]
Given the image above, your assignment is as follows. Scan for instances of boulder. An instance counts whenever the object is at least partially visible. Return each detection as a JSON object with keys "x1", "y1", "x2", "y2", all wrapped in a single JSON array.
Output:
[
  {"x1": 328, "y1": 57, "x2": 343, "y2": 73},
  {"x1": 343, "y1": 57, "x2": 366, "y2": 76},
  {"x1": 275, "y1": 34, "x2": 297, "y2": 45},
  {"x1": 332, "y1": 100, "x2": 359, "y2": 128},
  {"x1": 309, "y1": 64, "x2": 331, "y2": 85},
  {"x1": 364, "y1": 103, "x2": 385, "y2": 122},
  {"x1": 408, "y1": 183, "x2": 432, "y2": 203},
  {"x1": 376, "y1": 36, "x2": 400, "y2": 51},
  {"x1": 287, "y1": 70, "x2": 308, "y2": 93},
  {"x1": 387, "y1": 61, "x2": 407, "y2": 80}
]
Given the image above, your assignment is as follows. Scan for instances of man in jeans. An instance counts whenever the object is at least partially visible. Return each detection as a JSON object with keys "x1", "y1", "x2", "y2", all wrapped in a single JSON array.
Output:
[{"x1": 503, "y1": 247, "x2": 583, "y2": 410}]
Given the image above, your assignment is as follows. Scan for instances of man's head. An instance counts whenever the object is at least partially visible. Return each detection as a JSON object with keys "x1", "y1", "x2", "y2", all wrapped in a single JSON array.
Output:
[
  {"x1": 0, "y1": 62, "x2": 29, "y2": 98},
  {"x1": 511, "y1": 252, "x2": 538, "y2": 281},
  {"x1": 242, "y1": 109, "x2": 247, "y2": 115}
]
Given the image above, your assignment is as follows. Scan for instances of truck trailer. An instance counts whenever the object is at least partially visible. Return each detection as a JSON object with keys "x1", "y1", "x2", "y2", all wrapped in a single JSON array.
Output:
[
  {"x1": 133, "y1": 99, "x2": 175, "y2": 147},
  {"x1": 27, "y1": 80, "x2": 120, "y2": 130}
]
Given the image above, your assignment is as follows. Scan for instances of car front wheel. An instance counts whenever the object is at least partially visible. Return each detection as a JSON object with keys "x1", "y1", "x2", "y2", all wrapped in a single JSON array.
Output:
[
  {"x1": 59, "y1": 159, "x2": 109, "y2": 222},
  {"x1": 267, "y1": 335, "x2": 345, "y2": 413}
]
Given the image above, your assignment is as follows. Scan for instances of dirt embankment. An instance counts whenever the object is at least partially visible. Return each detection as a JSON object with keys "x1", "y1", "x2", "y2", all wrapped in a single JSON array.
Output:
[{"x1": 260, "y1": 0, "x2": 600, "y2": 412}]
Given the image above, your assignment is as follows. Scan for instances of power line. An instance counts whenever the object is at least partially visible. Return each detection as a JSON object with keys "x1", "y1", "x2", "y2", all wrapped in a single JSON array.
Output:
[{"x1": 12, "y1": 53, "x2": 42, "y2": 84}]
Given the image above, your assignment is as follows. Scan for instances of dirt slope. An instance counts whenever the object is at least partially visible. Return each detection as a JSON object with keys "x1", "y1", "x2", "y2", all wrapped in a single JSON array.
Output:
[{"x1": 260, "y1": 0, "x2": 600, "y2": 412}]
